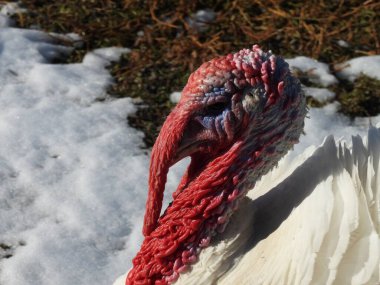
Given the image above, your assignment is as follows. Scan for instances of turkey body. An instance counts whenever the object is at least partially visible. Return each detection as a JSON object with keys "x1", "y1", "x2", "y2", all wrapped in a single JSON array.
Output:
[
  {"x1": 114, "y1": 45, "x2": 380, "y2": 285},
  {"x1": 175, "y1": 127, "x2": 380, "y2": 285},
  {"x1": 114, "y1": 126, "x2": 380, "y2": 285}
]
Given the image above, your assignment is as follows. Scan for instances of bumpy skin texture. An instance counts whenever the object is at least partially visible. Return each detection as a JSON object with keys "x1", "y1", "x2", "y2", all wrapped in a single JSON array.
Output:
[{"x1": 127, "y1": 46, "x2": 307, "y2": 285}]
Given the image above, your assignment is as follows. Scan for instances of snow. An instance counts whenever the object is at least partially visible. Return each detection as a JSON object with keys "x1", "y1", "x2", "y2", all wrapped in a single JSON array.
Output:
[
  {"x1": 169, "y1": 91, "x2": 181, "y2": 104},
  {"x1": 186, "y1": 9, "x2": 216, "y2": 32},
  {"x1": 303, "y1": 87, "x2": 335, "y2": 103},
  {"x1": 292, "y1": 103, "x2": 380, "y2": 159},
  {"x1": 0, "y1": 2, "x2": 26, "y2": 28},
  {"x1": 0, "y1": 7, "x2": 379, "y2": 285},
  {"x1": 83, "y1": 48, "x2": 130, "y2": 69},
  {"x1": 0, "y1": 2, "x2": 26, "y2": 16},
  {"x1": 336, "y1": 55, "x2": 380, "y2": 81},
  {"x1": 286, "y1": 56, "x2": 338, "y2": 87},
  {"x1": 0, "y1": 13, "x2": 11, "y2": 28},
  {"x1": 337, "y1": 39, "x2": 350, "y2": 48},
  {"x1": 0, "y1": 28, "x2": 147, "y2": 285}
]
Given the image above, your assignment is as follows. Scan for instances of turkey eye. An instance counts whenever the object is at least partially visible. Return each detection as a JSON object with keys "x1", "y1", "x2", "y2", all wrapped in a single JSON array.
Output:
[{"x1": 204, "y1": 102, "x2": 228, "y2": 116}]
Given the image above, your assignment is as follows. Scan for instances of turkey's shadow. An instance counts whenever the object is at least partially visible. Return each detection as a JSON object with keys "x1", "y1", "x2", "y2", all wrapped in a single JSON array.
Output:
[{"x1": 219, "y1": 136, "x2": 353, "y2": 263}]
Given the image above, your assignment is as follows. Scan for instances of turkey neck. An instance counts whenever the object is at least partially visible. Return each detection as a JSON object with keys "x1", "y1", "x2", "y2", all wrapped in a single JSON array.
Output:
[{"x1": 128, "y1": 139, "x2": 246, "y2": 285}]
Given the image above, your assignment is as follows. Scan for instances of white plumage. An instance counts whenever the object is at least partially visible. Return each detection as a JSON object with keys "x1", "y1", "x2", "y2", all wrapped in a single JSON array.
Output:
[
  {"x1": 176, "y1": 127, "x2": 380, "y2": 285},
  {"x1": 115, "y1": 126, "x2": 380, "y2": 285}
]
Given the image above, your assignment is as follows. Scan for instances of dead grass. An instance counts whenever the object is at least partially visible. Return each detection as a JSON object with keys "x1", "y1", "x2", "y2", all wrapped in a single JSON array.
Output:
[
  {"x1": 337, "y1": 75, "x2": 380, "y2": 117},
  {"x1": 12, "y1": 0, "x2": 380, "y2": 146}
]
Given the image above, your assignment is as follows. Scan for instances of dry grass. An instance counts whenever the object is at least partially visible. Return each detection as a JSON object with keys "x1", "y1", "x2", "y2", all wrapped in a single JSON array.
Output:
[
  {"x1": 337, "y1": 75, "x2": 380, "y2": 117},
  {"x1": 12, "y1": 0, "x2": 380, "y2": 146}
]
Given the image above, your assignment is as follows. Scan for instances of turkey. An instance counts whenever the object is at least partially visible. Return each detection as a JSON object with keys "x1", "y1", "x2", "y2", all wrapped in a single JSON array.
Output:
[{"x1": 114, "y1": 46, "x2": 380, "y2": 285}]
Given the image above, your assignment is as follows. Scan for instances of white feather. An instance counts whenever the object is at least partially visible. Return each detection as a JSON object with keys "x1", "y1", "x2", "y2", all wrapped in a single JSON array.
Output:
[
  {"x1": 114, "y1": 127, "x2": 380, "y2": 285},
  {"x1": 176, "y1": 127, "x2": 380, "y2": 285}
]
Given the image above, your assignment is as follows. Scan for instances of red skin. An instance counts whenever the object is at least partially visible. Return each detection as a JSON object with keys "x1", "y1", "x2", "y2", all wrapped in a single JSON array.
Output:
[{"x1": 126, "y1": 46, "x2": 306, "y2": 285}]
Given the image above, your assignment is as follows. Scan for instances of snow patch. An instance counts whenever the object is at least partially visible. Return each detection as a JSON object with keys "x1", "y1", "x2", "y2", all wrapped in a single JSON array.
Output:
[
  {"x1": 186, "y1": 9, "x2": 216, "y2": 32},
  {"x1": 83, "y1": 47, "x2": 130, "y2": 68},
  {"x1": 335, "y1": 55, "x2": 380, "y2": 81},
  {"x1": 287, "y1": 56, "x2": 338, "y2": 87},
  {"x1": 303, "y1": 87, "x2": 335, "y2": 103},
  {"x1": 169, "y1": 91, "x2": 182, "y2": 104},
  {"x1": 0, "y1": 2, "x2": 26, "y2": 28},
  {"x1": 0, "y1": 26, "x2": 141, "y2": 285}
]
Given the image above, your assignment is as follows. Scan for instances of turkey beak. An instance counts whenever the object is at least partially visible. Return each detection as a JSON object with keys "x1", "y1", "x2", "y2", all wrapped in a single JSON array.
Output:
[{"x1": 143, "y1": 103, "x2": 192, "y2": 236}]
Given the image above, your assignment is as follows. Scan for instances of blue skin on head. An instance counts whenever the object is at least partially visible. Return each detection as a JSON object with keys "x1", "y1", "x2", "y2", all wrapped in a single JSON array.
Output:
[{"x1": 199, "y1": 87, "x2": 232, "y2": 132}]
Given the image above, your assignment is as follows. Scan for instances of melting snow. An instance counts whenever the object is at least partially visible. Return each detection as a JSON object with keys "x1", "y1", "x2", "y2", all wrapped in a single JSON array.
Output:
[
  {"x1": 169, "y1": 91, "x2": 182, "y2": 104},
  {"x1": 336, "y1": 55, "x2": 380, "y2": 81},
  {"x1": 286, "y1": 56, "x2": 338, "y2": 87},
  {"x1": 303, "y1": 87, "x2": 335, "y2": 103},
  {"x1": 0, "y1": 28, "x2": 147, "y2": 285},
  {"x1": 186, "y1": 9, "x2": 216, "y2": 32}
]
